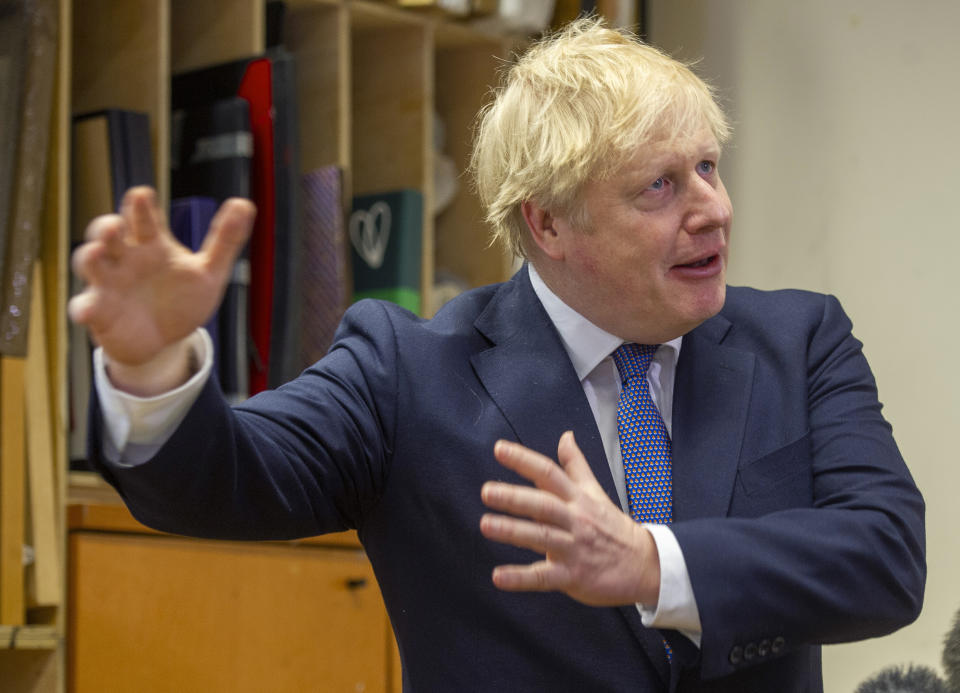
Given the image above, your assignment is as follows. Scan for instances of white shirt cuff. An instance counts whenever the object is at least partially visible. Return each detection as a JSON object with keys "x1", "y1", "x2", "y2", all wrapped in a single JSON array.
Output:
[
  {"x1": 638, "y1": 523, "x2": 702, "y2": 647},
  {"x1": 93, "y1": 329, "x2": 213, "y2": 467}
]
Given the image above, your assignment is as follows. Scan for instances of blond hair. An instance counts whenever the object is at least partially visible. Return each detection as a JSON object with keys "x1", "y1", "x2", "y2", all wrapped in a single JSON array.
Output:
[{"x1": 470, "y1": 16, "x2": 731, "y2": 259}]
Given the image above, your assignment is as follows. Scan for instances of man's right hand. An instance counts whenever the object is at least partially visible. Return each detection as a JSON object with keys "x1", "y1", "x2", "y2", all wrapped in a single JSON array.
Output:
[{"x1": 68, "y1": 186, "x2": 255, "y2": 395}]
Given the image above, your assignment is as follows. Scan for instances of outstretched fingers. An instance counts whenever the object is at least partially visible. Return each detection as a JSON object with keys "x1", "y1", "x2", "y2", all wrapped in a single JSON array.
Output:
[
  {"x1": 199, "y1": 197, "x2": 256, "y2": 281},
  {"x1": 84, "y1": 214, "x2": 127, "y2": 259},
  {"x1": 482, "y1": 436, "x2": 589, "y2": 554},
  {"x1": 66, "y1": 286, "x2": 99, "y2": 326},
  {"x1": 492, "y1": 438, "x2": 578, "y2": 500},
  {"x1": 490, "y1": 559, "x2": 572, "y2": 594},
  {"x1": 122, "y1": 186, "x2": 166, "y2": 243},
  {"x1": 481, "y1": 438, "x2": 580, "y2": 586},
  {"x1": 556, "y1": 430, "x2": 602, "y2": 489},
  {"x1": 480, "y1": 511, "x2": 573, "y2": 555},
  {"x1": 70, "y1": 238, "x2": 107, "y2": 287},
  {"x1": 480, "y1": 433, "x2": 661, "y2": 606},
  {"x1": 481, "y1": 479, "x2": 570, "y2": 526}
]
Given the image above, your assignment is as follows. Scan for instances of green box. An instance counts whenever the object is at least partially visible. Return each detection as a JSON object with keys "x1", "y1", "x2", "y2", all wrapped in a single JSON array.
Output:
[{"x1": 349, "y1": 189, "x2": 423, "y2": 314}]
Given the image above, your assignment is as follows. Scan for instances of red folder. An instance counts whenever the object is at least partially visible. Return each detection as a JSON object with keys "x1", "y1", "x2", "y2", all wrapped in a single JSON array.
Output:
[{"x1": 236, "y1": 58, "x2": 275, "y2": 395}]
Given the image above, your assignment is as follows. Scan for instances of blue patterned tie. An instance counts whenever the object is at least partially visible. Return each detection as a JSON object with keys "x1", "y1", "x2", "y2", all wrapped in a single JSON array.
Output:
[
  {"x1": 612, "y1": 343, "x2": 674, "y2": 663},
  {"x1": 612, "y1": 344, "x2": 673, "y2": 525}
]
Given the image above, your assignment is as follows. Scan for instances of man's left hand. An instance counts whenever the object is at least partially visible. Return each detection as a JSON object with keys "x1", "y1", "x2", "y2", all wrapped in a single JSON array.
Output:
[{"x1": 480, "y1": 431, "x2": 661, "y2": 607}]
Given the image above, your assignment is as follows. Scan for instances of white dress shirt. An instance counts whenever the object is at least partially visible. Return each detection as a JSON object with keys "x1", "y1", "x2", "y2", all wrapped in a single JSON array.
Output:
[
  {"x1": 95, "y1": 328, "x2": 214, "y2": 466},
  {"x1": 95, "y1": 266, "x2": 701, "y2": 641}
]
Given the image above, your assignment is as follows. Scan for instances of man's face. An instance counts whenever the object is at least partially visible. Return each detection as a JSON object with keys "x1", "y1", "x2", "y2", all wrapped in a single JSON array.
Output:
[{"x1": 549, "y1": 127, "x2": 733, "y2": 344}]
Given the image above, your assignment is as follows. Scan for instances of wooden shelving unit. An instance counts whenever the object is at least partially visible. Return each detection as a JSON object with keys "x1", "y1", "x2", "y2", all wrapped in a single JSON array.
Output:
[{"x1": 1, "y1": 0, "x2": 524, "y2": 690}]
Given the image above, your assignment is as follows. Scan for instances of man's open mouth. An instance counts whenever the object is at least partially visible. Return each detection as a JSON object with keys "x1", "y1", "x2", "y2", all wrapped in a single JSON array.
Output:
[{"x1": 677, "y1": 255, "x2": 717, "y2": 269}]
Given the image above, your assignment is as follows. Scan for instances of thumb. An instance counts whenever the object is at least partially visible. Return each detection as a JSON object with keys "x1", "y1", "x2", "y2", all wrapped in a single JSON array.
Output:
[
  {"x1": 557, "y1": 431, "x2": 600, "y2": 488},
  {"x1": 200, "y1": 197, "x2": 256, "y2": 279}
]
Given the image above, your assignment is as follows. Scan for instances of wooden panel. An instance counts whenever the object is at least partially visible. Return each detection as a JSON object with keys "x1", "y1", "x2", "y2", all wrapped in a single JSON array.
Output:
[
  {"x1": 0, "y1": 625, "x2": 60, "y2": 649},
  {"x1": 434, "y1": 17, "x2": 508, "y2": 49},
  {"x1": 71, "y1": 0, "x2": 170, "y2": 203},
  {"x1": 0, "y1": 649, "x2": 61, "y2": 692},
  {"x1": 351, "y1": 24, "x2": 430, "y2": 194},
  {"x1": 44, "y1": 0, "x2": 71, "y2": 560},
  {"x1": 69, "y1": 532, "x2": 387, "y2": 692},
  {"x1": 388, "y1": 626, "x2": 402, "y2": 693},
  {"x1": 25, "y1": 262, "x2": 62, "y2": 610},
  {"x1": 66, "y1": 504, "x2": 165, "y2": 537},
  {"x1": 1, "y1": 357, "x2": 26, "y2": 625},
  {"x1": 66, "y1": 494, "x2": 361, "y2": 549},
  {"x1": 285, "y1": 2, "x2": 350, "y2": 171},
  {"x1": 434, "y1": 40, "x2": 515, "y2": 289},
  {"x1": 170, "y1": 0, "x2": 264, "y2": 73},
  {"x1": 349, "y1": 0, "x2": 426, "y2": 31}
]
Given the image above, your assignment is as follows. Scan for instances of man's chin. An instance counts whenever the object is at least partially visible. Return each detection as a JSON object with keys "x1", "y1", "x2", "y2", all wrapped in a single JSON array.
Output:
[{"x1": 679, "y1": 284, "x2": 727, "y2": 330}]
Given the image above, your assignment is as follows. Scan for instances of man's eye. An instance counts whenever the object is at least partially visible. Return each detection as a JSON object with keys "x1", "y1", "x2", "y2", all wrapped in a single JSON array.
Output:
[
  {"x1": 697, "y1": 161, "x2": 715, "y2": 175},
  {"x1": 648, "y1": 177, "x2": 666, "y2": 191}
]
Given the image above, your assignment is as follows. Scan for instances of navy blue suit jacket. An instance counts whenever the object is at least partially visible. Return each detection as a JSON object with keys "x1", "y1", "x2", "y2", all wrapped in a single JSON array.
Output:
[{"x1": 90, "y1": 266, "x2": 925, "y2": 691}]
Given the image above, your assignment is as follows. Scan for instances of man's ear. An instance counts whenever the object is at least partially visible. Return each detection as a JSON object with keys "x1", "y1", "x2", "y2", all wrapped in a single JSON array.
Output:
[{"x1": 521, "y1": 200, "x2": 565, "y2": 261}]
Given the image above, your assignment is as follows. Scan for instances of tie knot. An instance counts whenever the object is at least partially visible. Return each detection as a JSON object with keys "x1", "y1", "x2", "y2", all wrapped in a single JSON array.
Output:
[{"x1": 612, "y1": 343, "x2": 658, "y2": 382}]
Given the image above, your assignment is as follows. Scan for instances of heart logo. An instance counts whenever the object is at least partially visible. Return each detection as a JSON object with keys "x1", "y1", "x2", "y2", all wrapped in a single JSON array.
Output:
[{"x1": 349, "y1": 201, "x2": 392, "y2": 269}]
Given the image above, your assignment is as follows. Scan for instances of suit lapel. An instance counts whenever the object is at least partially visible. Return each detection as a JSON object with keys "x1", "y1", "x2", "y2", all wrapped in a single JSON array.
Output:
[
  {"x1": 471, "y1": 267, "x2": 671, "y2": 686},
  {"x1": 470, "y1": 267, "x2": 615, "y2": 501},
  {"x1": 671, "y1": 313, "x2": 755, "y2": 521}
]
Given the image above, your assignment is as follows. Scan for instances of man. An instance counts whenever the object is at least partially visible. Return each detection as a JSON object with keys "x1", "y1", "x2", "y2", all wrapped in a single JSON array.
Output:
[{"x1": 70, "y1": 17, "x2": 924, "y2": 691}]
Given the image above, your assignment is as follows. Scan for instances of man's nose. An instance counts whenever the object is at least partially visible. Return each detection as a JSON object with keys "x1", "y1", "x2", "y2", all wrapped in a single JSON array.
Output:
[{"x1": 684, "y1": 176, "x2": 732, "y2": 234}]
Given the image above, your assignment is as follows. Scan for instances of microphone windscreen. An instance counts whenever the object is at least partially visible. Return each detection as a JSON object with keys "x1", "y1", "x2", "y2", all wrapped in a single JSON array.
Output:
[
  {"x1": 943, "y1": 607, "x2": 960, "y2": 691},
  {"x1": 854, "y1": 664, "x2": 948, "y2": 693}
]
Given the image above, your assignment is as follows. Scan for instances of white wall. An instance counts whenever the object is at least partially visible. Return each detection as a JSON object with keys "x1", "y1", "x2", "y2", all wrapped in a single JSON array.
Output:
[{"x1": 648, "y1": 1, "x2": 960, "y2": 689}]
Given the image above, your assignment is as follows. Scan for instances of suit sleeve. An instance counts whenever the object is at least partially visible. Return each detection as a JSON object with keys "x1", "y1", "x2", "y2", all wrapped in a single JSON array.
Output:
[
  {"x1": 670, "y1": 294, "x2": 925, "y2": 679},
  {"x1": 86, "y1": 299, "x2": 400, "y2": 541}
]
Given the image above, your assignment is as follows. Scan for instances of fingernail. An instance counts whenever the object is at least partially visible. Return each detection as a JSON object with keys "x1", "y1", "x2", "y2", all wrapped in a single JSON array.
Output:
[{"x1": 479, "y1": 514, "x2": 496, "y2": 533}]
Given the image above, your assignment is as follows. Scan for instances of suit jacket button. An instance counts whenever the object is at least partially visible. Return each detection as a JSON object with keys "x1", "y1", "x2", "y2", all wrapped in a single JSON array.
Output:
[
  {"x1": 771, "y1": 636, "x2": 786, "y2": 654},
  {"x1": 743, "y1": 642, "x2": 758, "y2": 661},
  {"x1": 729, "y1": 645, "x2": 744, "y2": 664},
  {"x1": 758, "y1": 639, "x2": 771, "y2": 657}
]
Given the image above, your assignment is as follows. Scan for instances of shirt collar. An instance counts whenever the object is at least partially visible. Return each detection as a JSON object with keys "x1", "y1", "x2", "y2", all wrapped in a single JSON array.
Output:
[{"x1": 527, "y1": 263, "x2": 682, "y2": 381}]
